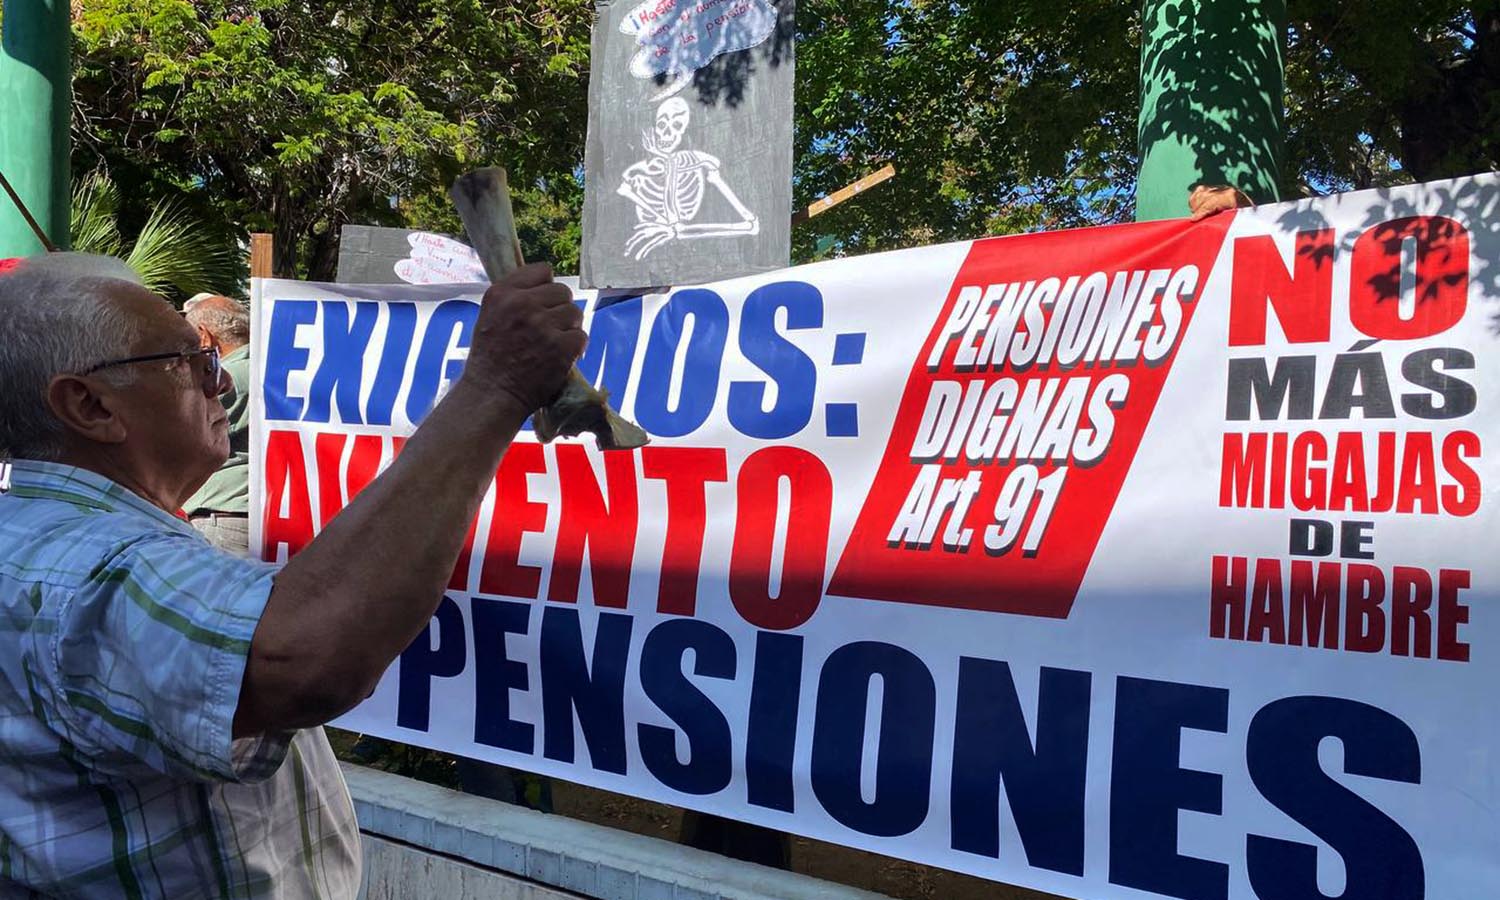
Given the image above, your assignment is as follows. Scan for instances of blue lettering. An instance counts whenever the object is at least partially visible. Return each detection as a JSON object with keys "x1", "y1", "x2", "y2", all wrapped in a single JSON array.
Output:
[
  {"x1": 1110, "y1": 676, "x2": 1229, "y2": 900},
  {"x1": 406, "y1": 300, "x2": 479, "y2": 424},
  {"x1": 305, "y1": 301, "x2": 378, "y2": 424},
  {"x1": 811, "y1": 642, "x2": 936, "y2": 837},
  {"x1": 472, "y1": 598, "x2": 534, "y2": 753},
  {"x1": 1247, "y1": 697, "x2": 1423, "y2": 900},
  {"x1": 951, "y1": 661, "x2": 1090, "y2": 875},
  {"x1": 728, "y1": 282, "x2": 822, "y2": 439},
  {"x1": 540, "y1": 607, "x2": 633, "y2": 775},
  {"x1": 264, "y1": 300, "x2": 317, "y2": 421},
  {"x1": 577, "y1": 297, "x2": 644, "y2": 406},
  {"x1": 367, "y1": 303, "x2": 417, "y2": 426},
  {"x1": 636, "y1": 289, "x2": 729, "y2": 437},
  {"x1": 396, "y1": 596, "x2": 467, "y2": 732},
  {"x1": 638, "y1": 619, "x2": 735, "y2": 795},
  {"x1": 746, "y1": 632, "x2": 804, "y2": 813}
]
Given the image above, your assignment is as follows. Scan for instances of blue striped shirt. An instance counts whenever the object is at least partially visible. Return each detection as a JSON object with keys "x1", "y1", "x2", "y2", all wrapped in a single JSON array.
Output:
[{"x1": 0, "y1": 461, "x2": 359, "y2": 898}]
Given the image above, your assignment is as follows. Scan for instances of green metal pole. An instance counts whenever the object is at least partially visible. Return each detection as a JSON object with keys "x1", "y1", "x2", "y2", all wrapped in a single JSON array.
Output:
[
  {"x1": 0, "y1": 0, "x2": 71, "y2": 255},
  {"x1": 1136, "y1": 0, "x2": 1286, "y2": 221}
]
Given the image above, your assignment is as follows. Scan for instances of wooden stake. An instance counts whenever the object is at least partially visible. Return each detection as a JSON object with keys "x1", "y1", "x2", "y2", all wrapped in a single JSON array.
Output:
[
  {"x1": 0, "y1": 168, "x2": 59, "y2": 252},
  {"x1": 791, "y1": 164, "x2": 896, "y2": 226},
  {"x1": 249, "y1": 233, "x2": 274, "y2": 278}
]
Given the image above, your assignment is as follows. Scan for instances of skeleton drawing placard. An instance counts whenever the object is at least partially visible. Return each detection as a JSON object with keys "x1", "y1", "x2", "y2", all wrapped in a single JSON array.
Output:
[
  {"x1": 581, "y1": 0, "x2": 794, "y2": 289},
  {"x1": 616, "y1": 98, "x2": 760, "y2": 260}
]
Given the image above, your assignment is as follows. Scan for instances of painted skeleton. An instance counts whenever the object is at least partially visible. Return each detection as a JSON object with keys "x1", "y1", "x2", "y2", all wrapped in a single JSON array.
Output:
[{"x1": 617, "y1": 98, "x2": 760, "y2": 260}]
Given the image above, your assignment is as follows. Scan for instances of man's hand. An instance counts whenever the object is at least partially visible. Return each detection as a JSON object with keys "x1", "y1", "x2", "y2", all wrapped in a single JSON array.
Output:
[
  {"x1": 462, "y1": 263, "x2": 586, "y2": 412},
  {"x1": 1188, "y1": 184, "x2": 1253, "y2": 221}
]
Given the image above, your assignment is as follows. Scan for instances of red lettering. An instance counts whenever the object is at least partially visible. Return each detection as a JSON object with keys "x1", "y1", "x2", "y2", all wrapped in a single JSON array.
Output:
[
  {"x1": 1229, "y1": 229, "x2": 1335, "y2": 346},
  {"x1": 1390, "y1": 566, "x2": 1433, "y2": 658},
  {"x1": 1219, "y1": 558, "x2": 1466, "y2": 662},
  {"x1": 1288, "y1": 560, "x2": 1340, "y2": 649},
  {"x1": 1437, "y1": 569, "x2": 1471, "y2": 662},
  {"x1": 1220, "y1": 433, "x2": 1266, "y2": 508},
  {"x1": 1349, "y1": 216, "x2": 1469, "y2": 340},
  {"x1": 1290, "y1": 432, "x2": 1327, "y2": 510},
  {"x1": 1268, "y1": 432, "x2": 1287, "y2": 509},
  {"x1": 263, "y1": 430, "x2": 313, "y2": 561},
  {"x1": 477, "y1": 443, "x2": 548, "y2": 599},
  {"x1": 549, "y1": 446, "x2": 639, "y2": 609},
  {"x1": 1210, "y1": 555, "x2": 1246, "y2": 640},
  {"x1": 345, "y1": 434, "x2": 384, "y2": 498},
  {"x1": 1369, "y1": 432, "x2": 1397, "y2": 512},
  {"x1": 729, "y1": 447, "x2": 833, "y2": 631},
  {"x1": 1248, "y1": 557, "x2": 1286, "y2": 644},
  {"x1": 642, "y1": 447, "x2": 728, "y2": 616},
  {"x1": 1327, "y1": 431, "x2": 1369, "y2": 512},
  {"x1": 1441, "y1": 431, "x2": 1481, "y2": 516},
  {"x1": 1396, "y1": 432, "x2": 1439, "y2": 514},
  {"x1": 1344, "y1": 563, "x2": 1386, "y2": 653}
]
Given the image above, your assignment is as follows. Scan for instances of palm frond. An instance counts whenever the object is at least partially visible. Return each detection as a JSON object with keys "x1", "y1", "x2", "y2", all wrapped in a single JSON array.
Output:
[
  {"x1": 124, "y1": 203, "x2": 241, "y2": 299},
  {"x1": 70, "y1": 171, "x2": 123, "y2": 257}
]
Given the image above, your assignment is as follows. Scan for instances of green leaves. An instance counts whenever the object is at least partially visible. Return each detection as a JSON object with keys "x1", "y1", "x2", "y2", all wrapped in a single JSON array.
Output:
[
  {"x1": 71, "y1": 172, "x2": 125, "y2": 259},
  {"x1": 69, "y1": 0, "x2": 1491, "y2": 279},
  {"x1": 73, "y1": 0, "x2": 593, "y2": 279}
]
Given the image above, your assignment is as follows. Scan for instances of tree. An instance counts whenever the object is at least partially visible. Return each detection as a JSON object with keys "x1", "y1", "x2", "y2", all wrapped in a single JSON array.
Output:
[
  {"x1": 68, "y1": 1, "x2": 1498, "y2": 274},
  {"x1": 1285, "y1": 1, "x2": 1498, "y2": 188},
  {"x1": 71, "y1": 0, "x2": 592, "y2": 279},
  {"x1": 791, "y1": 1, "x2": 1498, "y2": 259}
]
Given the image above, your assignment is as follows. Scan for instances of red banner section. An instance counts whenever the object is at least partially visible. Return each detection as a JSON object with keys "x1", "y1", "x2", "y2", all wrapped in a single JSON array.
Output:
[{"x1": 829, "y1": 215, "x2": 1237, "y2": 618}]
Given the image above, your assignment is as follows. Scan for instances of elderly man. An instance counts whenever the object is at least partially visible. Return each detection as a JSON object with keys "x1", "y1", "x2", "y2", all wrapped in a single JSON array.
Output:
[
  {"x1": 0, "y1": 253, "x2": 584, "y2": 898},
  {"x1": 181, "y1": 292, "x2": 254, "y2": 551}
]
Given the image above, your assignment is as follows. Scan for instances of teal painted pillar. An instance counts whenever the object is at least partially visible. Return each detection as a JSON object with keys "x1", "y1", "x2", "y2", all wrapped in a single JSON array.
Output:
[
  {"x1": 0, "y1": 0, "x2": 71, "y2": 255},
  {"x1": 1136, "y1": 0, "x2": 1286, "y2": 221}
]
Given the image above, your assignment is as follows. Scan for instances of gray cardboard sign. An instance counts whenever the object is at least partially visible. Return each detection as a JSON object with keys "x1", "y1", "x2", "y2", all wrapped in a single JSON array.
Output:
[
  {"x1": 336, "y1": 225, "x2": 487, "y2": 285},
  {"x1": 580, "y1": 0, "x2": 795, "y2": 289}
]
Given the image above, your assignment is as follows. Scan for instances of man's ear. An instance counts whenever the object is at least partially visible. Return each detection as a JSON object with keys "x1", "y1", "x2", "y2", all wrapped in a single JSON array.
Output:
[
  {"x1": 195, "y1": 324, "x2": 219, "y2": 351},
  {"x1": 46, "y1": 375, "x2": 129, "y2": 445}
]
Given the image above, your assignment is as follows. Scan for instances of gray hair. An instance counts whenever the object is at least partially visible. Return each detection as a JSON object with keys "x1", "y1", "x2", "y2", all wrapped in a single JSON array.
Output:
[
  {"x1": 0, "y1": 253, "x2": 147, "y2": 460},
  {"x1": 183, "y1": 292, "x2": 251, "y2": 344}
]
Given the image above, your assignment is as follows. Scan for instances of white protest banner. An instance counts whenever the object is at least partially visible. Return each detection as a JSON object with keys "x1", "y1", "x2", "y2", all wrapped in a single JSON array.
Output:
[{"x1": 251, "y1": 174, "x2": 1500, "y2": 900}]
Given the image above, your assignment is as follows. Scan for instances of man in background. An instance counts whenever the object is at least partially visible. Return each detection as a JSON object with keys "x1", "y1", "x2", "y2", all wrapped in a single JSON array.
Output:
[{"x1": 183, "y1": 292, "x2": 253, "y2": 552}]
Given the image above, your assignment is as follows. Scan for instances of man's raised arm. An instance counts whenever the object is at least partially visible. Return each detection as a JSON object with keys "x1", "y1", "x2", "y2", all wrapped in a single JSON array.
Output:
[{"x1": 233, "y1": 263, "x2": 585, "y2": 736}]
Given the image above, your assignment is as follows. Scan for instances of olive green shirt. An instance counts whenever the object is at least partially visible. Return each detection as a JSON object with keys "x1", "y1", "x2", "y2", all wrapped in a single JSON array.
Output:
[{"x1": 186, "y1": 344, "x2": 251, "y2": 515}]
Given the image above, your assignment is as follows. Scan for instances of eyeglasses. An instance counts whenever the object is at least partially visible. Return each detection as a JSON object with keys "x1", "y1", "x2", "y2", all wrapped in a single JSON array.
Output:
[{"x1": 81, "y1": 346, "x2": 223, "y2": 395}]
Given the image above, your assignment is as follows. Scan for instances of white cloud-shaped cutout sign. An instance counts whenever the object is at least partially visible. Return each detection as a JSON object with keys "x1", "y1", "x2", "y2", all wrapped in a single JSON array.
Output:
[
  {"x1": 394, "y1": 232, "x2": 487, "y2": 285},
  {"x1": 620, "y1": 0, "x2": 778, "y2": 82}
]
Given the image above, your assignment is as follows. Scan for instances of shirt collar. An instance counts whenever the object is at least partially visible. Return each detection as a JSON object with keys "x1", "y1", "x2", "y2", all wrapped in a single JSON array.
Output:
[{"x1": 3, "y1": 459, "x2": 201, "y2": 536}]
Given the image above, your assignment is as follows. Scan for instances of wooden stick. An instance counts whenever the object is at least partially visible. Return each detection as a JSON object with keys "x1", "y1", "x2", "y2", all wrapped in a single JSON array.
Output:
[
  {"x1": 0, "y1": 168, "x2": 59, "y2": 252},
  {"x1": 249, "y1": 233, "x2": 274, "y2": 278},
  {"x1": 791, "y1": 164, "x2": 897, "y2": 226}
]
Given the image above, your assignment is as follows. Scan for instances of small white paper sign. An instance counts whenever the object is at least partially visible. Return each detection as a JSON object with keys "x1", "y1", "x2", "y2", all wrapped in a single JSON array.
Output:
[
  {"x1": 393, "y1": 232, "x2": 488, "y2": 285},
  {"x1": 620, "y1": 0, "x2": 778, "y2": 82}
]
